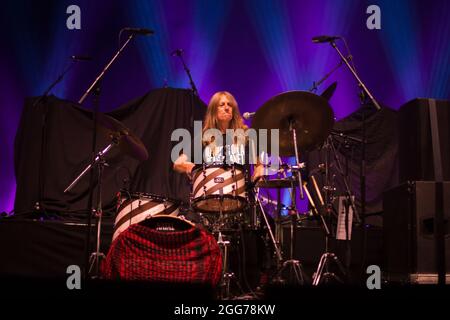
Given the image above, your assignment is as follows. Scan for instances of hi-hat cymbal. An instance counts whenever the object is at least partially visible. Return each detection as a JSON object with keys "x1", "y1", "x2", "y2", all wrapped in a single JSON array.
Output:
[
  {"x1": 251, "y1": 91, "x2": 334, "y2": 155},
  {"x1": 97, "y1": 113, "x2": 149, "y2": 161}
]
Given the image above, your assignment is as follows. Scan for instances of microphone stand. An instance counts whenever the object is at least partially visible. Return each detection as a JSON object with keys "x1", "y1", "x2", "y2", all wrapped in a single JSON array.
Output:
[
  {"x1": 174, "y1": 50, "x2": 199, "y2": 131},
  {"x1": 329, "y1": 39, "x2": 380, "y2": 278},
  {"x1": 174, "y1": 51, "x2": 199, "y2": 97},
  {"x1": 77, "y1": 33, "x2": 137, "y2": 280},
  {"x1": 309, "y1": 56, "x2": 348, "y2": 93},
  {"x1": 34, "y1": 59, "x2": 79, "y2": 215},
  {"x1": 78, "y1": 34, "x2": 135, "y2": 104},
  {"x1": 329, "y1": 41, "x2": 381, "y2": 111}
]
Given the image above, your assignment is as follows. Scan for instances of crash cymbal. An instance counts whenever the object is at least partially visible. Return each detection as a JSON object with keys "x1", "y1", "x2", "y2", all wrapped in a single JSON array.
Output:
[
  {"x1": 320, "y1": 81, "x2": 337, "y2": 101},
  {"x1": 97, "y1": 113, "x2": 149, "y2": 161},
  {"x1": 251, "y1": 91, "x2": 334, "y2": 155},
  {"x1": 256, "y1": 177, "x2": 299, "y2": 189}
]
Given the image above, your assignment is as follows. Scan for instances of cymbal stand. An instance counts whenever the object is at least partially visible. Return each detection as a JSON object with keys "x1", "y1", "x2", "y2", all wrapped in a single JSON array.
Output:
[
  {"x1": 64, "y1": 135, "x2": 119, "y2": 278},
  {"x1": 250, "y1": 186, "x2": 283, "y2": 267},
  {"x1": 215, "y1": 195, "x2": 240, "y2": 299},
  {"x1": 289, "y1": 120, "x2": 304, "y2": 200},
  {"x1": 273, "y1": 208, "x2": 306, "y2": 285},
  {"x1": 78, "y1": 31, "x2": 137, "y2": 280},
  {"x1": 311, "y1": 138, "x2": 347, "y2": 285},
  {"x1": 270, "y1": 120, "x2": 308, "y2": 285},
  {"x1": 328, "y1": 132, "x2": 361, "y2": 225},
  {"x1": 257, "y1": 185, "x2": 306, "y2": 285},
  {"x1": 88, "y1": 156, "x2": 107, "y2": 278},
  {"x1": 217, "y1": 230, "x2": 235, "y2": 299}
]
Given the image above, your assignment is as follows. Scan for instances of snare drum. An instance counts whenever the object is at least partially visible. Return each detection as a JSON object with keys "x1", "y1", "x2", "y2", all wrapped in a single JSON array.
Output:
[
  {"x1": 113, "y1": 192, "x2": 180, "y2": 241},
  {"x1": 191, "y1": 164, "x2": 247, "y2": 214}
]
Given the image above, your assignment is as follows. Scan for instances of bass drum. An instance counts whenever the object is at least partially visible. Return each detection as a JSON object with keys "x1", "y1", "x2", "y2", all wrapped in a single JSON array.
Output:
[
  {"x1": 113, "y1": 192, "x2": 180, "y2": 241},
  {"x1": 103, "y1": 214, "x2": 223, "y2": 285}
]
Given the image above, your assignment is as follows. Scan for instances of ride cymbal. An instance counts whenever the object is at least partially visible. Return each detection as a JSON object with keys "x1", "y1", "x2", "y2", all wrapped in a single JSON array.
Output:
[{"x1": 251, "y1": 91, "x2": 334, "y2": 156}]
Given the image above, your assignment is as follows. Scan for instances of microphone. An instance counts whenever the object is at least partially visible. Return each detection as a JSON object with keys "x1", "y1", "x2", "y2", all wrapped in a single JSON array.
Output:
[
  {"x1": 71, "y1": 55, "x2": 92, "y2": 61},
  {"x1": 243, "y1": 112, "x2": 256, "y2": 120},
  {"x1": 312, "y1": 35, "x2": 341, "y2": 43},
  {"x1": 171, "y1": 49, "x2": 183, "y2": 57},
  {"x1": 123, "y1": 27, "x2": 154, "y2": 35}
]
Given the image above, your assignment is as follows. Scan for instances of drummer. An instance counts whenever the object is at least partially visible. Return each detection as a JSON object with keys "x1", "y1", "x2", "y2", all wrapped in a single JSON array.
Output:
[{"x1": 173, "y1": 91, "x2": 264, "y2": 180}]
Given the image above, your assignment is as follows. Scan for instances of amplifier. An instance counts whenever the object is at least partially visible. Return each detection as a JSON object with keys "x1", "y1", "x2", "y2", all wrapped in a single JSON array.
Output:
[{"x1": 383, "y1": 181, "x2": 450, "y2": 283}]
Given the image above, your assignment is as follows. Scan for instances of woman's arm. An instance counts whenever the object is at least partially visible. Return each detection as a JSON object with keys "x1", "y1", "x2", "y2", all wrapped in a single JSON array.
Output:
[{"x1": 251, "y1": 162, "x2": 265, "y2": 182}]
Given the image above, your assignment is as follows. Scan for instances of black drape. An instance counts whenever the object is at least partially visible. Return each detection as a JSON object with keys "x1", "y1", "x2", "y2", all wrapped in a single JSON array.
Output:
[
  {"x1": 305, "y1": 104, "x2": 399, "y2": 217},
  {"x1": 14, "y1": 88, "x2": 206, "y2": 217}
]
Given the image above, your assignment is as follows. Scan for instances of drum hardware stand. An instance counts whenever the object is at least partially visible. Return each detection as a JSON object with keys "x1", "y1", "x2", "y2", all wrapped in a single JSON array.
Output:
[
  {"x1": 249, "y1": 186, "x2": 284, "y2": 284},
  {"x1": 270, "y1": 120, "x2": 309, "y2": 285},
  {"x1": 289, "y1": 120, "x2": 304, "y2": 200},
  {"x1": 328, "y1": 134, "x2": 361, "y2": 225},
  {"x1": 76, "y1": 30, "x2": 147, "y2": 280},
  {"x1": 88, "y1": 157, "x2": 107, "y2": 278},
  {"x1": 272, "y1": 207, "x2": 306, "y2": 285},
  {"x1": 64, "y1": 135, "x2": 120, "y2": 278},
  {"x1": 311, "y1": 135, "x2": 359, "y2": 285},
  {"x1": 217, "y1": 231, "x2": 237, "y2": 299},
  {"x1": 214, "y1": 195, "x2": 245, "y2": 299},
  {"x1": 311, "y1": 176, "x2": 346, "y2": 285}
]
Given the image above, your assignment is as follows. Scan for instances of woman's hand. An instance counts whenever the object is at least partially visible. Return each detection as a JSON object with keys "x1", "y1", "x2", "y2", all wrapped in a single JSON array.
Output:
[
  {"x1": 173, "y1": 154, "x2": 195, "y2": 175},
  {"x1": 251, "y1": 163, "x2": 265, "y2": 182}
]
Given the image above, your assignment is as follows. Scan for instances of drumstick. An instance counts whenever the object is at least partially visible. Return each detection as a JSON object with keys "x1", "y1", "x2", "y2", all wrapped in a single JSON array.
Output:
[
  {"x1": 311, "y1": 175, "x2": 324, "y2": 206},
  {"x1": 302, "y1": 182, "x2": 319, "y2": 215},
  {"x1": 278, "y1": 156, "x2": 287, "y2": 178}
]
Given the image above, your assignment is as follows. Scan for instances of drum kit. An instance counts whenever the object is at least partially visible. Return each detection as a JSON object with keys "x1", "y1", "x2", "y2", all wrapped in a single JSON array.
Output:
[{"x1": 64, "y1": 88, "x2": 357, "y2": 295}]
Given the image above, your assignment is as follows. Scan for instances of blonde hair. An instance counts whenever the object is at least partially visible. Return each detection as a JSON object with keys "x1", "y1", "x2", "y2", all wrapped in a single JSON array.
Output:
[
  {"x1": 202, "y1": 91, "x2": 247, "y2": 145},
  {"x1": 203, "y1": 92, "x2": 247, "y2": 132}
]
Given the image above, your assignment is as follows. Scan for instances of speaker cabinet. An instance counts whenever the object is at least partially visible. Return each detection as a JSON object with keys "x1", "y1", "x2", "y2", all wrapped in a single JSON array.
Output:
[
  {"x1": 383, "y1": 181, "x2": 450, "y2": 283},
  {"x1": 399, "y1": 98, "x2": 450, "y2": 182}
]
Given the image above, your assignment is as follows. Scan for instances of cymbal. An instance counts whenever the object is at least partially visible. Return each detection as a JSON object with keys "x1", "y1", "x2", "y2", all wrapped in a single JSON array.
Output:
[
  {"x1": 320, "y1": 81, "x2": 337, "y2": 101},
  {"x1": 251, "y1": 91, "x2": 334, "y2": 155},
  {"x1": 97, "y1": 113, "x2": 149, "y2": 161},
  {"x1": 256, "y1": 178, "x2": 299, "y2": 189}
]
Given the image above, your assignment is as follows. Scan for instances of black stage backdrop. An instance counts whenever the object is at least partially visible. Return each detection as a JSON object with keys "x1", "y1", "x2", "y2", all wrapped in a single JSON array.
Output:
[
  {"x1": 306, "y1": 104, "x2": 399, "y2": 220},
  {"x1": 14, "y1": 88, "x2": 206, "y2": 218},
  {"x1": 14, "y1": 91, "x2": 397, "y2": 221}
]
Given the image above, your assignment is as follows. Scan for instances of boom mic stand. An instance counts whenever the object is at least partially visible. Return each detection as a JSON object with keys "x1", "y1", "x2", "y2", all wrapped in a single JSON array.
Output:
[
  {"x1": 328, "y1": 38, "x2": 383, "y2": 278},
  {"x1": 64, "y1": 134, "x2": 120, "y2": 278},
  {"x1": 34, "y1": 57, "x2": 85, "y2": 215},
  {"x1": 172, "y1": 48, "x2": 199, "y2": 136},
  {"x1": 172, "y1": 49, "x2": 199, "y2": 97},
  {"x1": 76, "y1": 30, "x2": 140, "y2": 280},
  {"x1": 309, "y1": 55, "x2": 350, "y2": 93},
  {"x1": 329, "y1": 40, "x2": 381, "y2": 111}
]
